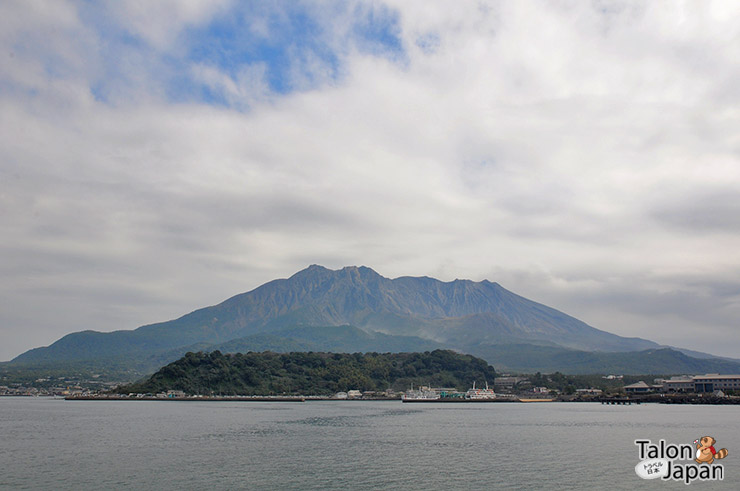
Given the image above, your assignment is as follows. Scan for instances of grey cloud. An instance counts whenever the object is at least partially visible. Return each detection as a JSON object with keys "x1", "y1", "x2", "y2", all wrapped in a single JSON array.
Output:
[
  {"x1": 2, "y1": 1, "x2": 740, "y2": 361},
  {"x1": 490, "y1": 267, "x2": 740, "y2": 358},
  {"x1": 650, "y1": 189, "x2": 740, "y2": 233}
]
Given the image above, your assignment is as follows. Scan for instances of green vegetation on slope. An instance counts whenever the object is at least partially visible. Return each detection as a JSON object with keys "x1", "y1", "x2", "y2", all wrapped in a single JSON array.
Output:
[
  {"x1": 1, "y1": 359, "x2": 148, "y2": 384},
  {"x1": 472, "y1": 344, "x2": 740, "y2": 375},
  {"x1": 213, "y1": 325, "x2": 442, "y2": 354},
  {"x1": 115, "y1": 349, "x2": 497, "y2": 396}
]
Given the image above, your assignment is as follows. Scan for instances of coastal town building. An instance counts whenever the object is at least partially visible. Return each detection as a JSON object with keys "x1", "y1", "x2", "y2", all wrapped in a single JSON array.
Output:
[
  {"x1": 624, "y1": 381, "x2": 651, "y2": 393},
  {"x1": 625, "y1": 374, "x2": 740, "y2": 394},
  {"x1": 692, "y1": 374, "x2": 740, "y2": 393},
  {"x1": 576, "y1": 388, "x2": 602, "y2": 395},
  {"x1": 657, "y1": 377, "x2": 694, "y2": 393},
  {"x1": 493, "y1": 376, "x2": 527, "y2": 392}
]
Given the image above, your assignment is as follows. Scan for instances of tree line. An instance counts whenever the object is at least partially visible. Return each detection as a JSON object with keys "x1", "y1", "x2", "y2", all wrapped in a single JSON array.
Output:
[{"x1": 115, "y1": 349, "x2": 497, "y2": 396}]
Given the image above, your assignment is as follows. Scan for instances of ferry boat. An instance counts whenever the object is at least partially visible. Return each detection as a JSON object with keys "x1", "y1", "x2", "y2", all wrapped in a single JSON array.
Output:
[
  {"x1": 401, "y1": 385, "x2": 441, "y2": 401},
  {"x1": 465, "y1": 381, "x2": 496, "y2": 400},
  {"x1": 401, "y1": 382, "x2": 499, "y2": 402}
]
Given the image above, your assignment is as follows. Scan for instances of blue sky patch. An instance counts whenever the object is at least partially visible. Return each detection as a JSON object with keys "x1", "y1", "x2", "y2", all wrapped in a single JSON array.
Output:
[
  {"x1": 78, "y1": 2, "x2": 406, "y2": 108},
  {"x1": 181, "y1": 2, "x2": 405, "y2": 102}
]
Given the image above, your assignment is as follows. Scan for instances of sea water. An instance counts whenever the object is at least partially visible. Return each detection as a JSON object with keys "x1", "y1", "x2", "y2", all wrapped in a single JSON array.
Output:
[{"x1": 1, "y1": 397, "x2": 738, "y2": 490}]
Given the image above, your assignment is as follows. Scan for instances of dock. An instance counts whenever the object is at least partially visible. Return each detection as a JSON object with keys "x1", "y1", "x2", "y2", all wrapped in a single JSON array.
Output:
[{"x1": 599, "y1": 397, "x2": 640, "y2": 405}]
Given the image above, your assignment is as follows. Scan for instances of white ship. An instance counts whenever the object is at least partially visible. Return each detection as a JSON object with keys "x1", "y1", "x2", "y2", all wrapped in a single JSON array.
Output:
[
  {"x1": 401, "y1": 382, "x2": 498, "y2": 402},
  {"x1": 465, "y1": 381, "x2": 496, "y2": 400},
  {"x1": 401, "y1": 385, "x2": 441, "y2": 401}
]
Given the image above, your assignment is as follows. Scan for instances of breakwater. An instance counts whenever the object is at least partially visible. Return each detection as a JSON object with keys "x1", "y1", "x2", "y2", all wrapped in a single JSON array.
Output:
[{"x1": 592, "y1": 394, "x2": 740, "y2": 405}]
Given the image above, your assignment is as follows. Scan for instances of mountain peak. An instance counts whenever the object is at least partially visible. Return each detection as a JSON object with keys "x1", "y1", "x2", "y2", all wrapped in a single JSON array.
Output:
[
  {"x1": 12, "y1": 264, "x2": 661, "y2": 369},
  {"x1": 292, "y1": 264, "x2": 382, "y2": 281},
  {"x1": 298, "y1": 264, "x2": 376, "y2": 273}
]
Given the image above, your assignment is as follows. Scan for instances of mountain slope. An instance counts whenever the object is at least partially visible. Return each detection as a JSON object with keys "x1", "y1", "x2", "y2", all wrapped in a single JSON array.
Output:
[
  {"x1": 471, "y1": 344, "x2": 740, "y2": 374},
  {"x1": 13, "y1": 265, "x2": 660, "y2": 370},
  {"x1": 213, "y1": 325, "x2": 442, "y2": 354}
]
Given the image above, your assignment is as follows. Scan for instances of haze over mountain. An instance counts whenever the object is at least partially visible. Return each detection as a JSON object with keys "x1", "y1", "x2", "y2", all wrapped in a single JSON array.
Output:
[{"x1": 11, "y1": 265, "x2": 737, "y2": 375}]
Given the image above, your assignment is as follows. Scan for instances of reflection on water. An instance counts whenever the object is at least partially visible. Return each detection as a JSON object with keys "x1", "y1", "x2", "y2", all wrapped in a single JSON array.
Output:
[{"x1": 1, "y1": 398, "x2": 738, "y2": 490}]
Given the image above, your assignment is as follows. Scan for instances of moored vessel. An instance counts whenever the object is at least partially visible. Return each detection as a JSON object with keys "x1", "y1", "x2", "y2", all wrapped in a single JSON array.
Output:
[
  {"x1": 401, "y1": 385, "x2": 443, "y2": 402},
  {"x1": 401, "y1": 382, "x2": 510, "y2": 402},
  {"x1": 465, "y1": 381, "x2": 496, "y2": 400}
]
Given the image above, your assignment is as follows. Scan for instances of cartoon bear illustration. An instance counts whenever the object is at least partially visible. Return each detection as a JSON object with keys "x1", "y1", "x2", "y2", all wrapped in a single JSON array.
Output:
[{"x1": 695, "y1": 436, "x2": 728, "y2": 464}]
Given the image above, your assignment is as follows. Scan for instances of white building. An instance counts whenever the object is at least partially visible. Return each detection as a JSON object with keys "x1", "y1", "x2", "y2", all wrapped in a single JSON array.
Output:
[
  {"x1": 624, "y1": 381, "x2": 651, "y2": 393},
  {"x1": 692, "y1": 374, "x2": 740, "y2": 393},
  {"x1": 658, "y1": 377, "x2": 694, "y2": 393}
]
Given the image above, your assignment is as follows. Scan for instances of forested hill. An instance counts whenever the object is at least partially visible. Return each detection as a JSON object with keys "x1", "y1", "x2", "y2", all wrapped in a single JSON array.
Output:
[{"x1": 115, "y1": 350, "x2": 497, "y2": 396}]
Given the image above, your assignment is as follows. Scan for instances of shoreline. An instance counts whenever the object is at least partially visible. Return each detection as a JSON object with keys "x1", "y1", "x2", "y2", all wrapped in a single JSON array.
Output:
[
  {"x1": 65, "y1": 395, "x2": 307, "y2": 402},
  {"x1": 58, "y1": 394, "x2": 740, "y2": 405}
]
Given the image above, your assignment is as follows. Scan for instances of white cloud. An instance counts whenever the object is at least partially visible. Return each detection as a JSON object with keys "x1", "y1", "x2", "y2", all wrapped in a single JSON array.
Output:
[
  {"x1": 191, "y1": 62, "x2": 271, "y2": 109},
  {"x1": 1, "y1": 1, "x2": 740, "y2": 360},
  {"x1": 108, "y1": 0, "x2": 233, "y2": 51}
]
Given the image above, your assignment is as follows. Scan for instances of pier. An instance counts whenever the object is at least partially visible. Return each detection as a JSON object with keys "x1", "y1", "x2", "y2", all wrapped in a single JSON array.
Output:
[{"x1": 599, "y1": 397, "x2": 640, "y2": 405}]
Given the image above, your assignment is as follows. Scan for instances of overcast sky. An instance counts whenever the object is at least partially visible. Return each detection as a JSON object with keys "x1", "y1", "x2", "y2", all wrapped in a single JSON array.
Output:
[{"x1": 2, "y1": 1, "x2": 739, "y2": 362}]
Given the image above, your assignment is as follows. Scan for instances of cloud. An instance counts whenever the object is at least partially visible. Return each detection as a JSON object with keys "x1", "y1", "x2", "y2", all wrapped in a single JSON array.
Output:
[
  {"x1": 1, "y1": 1, "x2": 740, "y2": 361},
  {"x1": 190, "y1": 62, "x2": 271, "y2": 109},
  {"x1": 104, "y1": 0, "x2": 234, "y2": 52}
]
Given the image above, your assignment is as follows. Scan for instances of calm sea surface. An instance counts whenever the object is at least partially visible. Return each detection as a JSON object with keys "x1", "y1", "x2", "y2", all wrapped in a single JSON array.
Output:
[{"x1": 1, "y1": 397, "x2": 738, "y2": 490}]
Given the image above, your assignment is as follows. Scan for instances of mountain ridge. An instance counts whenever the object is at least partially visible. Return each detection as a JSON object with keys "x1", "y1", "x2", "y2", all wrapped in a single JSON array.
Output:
[{"x1": 11, "y1": 264, "x2": 717, "y2": 375}]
